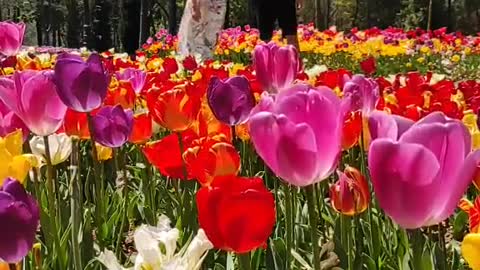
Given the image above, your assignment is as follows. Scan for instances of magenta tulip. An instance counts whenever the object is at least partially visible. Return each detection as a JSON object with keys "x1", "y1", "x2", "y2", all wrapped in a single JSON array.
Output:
[
  {"x1": 248, "y1": 84, "x2": 347, "y2": 187},
  {"x1": 368, "y1": 112, "x2": 480, "y2": 229},
  {"x1": 0, "y1": 71, "x2": 67, "y2": 136},
  {"x1": 368, "y1": 110, "x2": 414, "y2": 142},
  {"x1": 343, "y1": 74, "x2": 379, "y2": 115},
  {"x1": 0, "y1": 22, "x2": 25, "y2": 57},
  {"x1": 116, "y1": 68, "x2": 147, "y2": 94},
  {"x1": 91, "y1": 105, "x2": 133, "y2": 148},
  {"x1": 54, "y1": 53, "x2": 109, "y2": 112},
  {"x1": 253, "y1": 43, "x2": 300, "y2": 93},
  {"x1": 0, "y1": 100, "x2": 29, "y2": 140}
]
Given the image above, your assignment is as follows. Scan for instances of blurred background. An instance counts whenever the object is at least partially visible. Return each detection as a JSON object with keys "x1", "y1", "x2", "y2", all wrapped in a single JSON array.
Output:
[{"x1": 1, "y1": 0, "x2": 477, "y2": 52}]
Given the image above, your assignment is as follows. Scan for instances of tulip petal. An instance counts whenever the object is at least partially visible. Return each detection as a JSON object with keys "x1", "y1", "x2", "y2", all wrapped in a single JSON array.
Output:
[
  {"x1": 462, "y1": 233, "x2": 480, "y2": 270},
  {"x1": 369, "y1": 139, "x2": 441, "y2": 228},
  {"x1": 368, "y1": 111, "x2": 399, "y2": 141}
]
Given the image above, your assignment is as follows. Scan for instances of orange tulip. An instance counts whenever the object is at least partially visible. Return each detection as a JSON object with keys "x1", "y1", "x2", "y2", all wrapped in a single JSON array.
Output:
[
  {"x1": 342, "y1": 111, "x2": 362, "y2": 150},
  {"x1": 459, "y1": 197, "x2": 480, "y2": 233},
  {"x1": 59, "y1": 109, "x2": 90, "y2": 139},
  {"x1": 104, "y1": 81, "x2": 136, "y2": 109},
  {"x1": 473, "y1": 165, "x2": 480, "y2": 190},
  {"x1": 147, "y1": 87, "x2": 201, "y2": 132},
  {"x1": 128, "y1": 112, "x2": 153, "y2": 144},
  {"x1": 330, "y1": 166, "x2": 370, "y2": 216},
  {"x1": 184, "y1": 136, "x2": 241, "y2": 186}
]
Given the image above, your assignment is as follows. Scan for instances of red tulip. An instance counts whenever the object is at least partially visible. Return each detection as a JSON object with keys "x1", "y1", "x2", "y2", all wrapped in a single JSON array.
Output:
[
  {"x1": 360, "y1": 57, "x2": 376, "y2": 75},
  {"x1": 59, "y1": 109, "x2": 90, "y2": 139},
  {"x1": 342, "y1": 111, "x2": 362, "y2": 150},
  {"x1": 330, "y1": 166, "x2": 370, "y2": 216},
  {"x1": 128, "y1": 112, "x2": 152, "y2": 144},
  {"x1": 197, "y1": 175, "x2": 276, "y2": 253}
]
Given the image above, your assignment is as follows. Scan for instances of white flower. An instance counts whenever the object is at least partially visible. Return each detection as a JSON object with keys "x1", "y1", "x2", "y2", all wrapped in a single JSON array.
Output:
[
  {"x1": 305, "y1": 65, "x2": 328, "y2": 79},
  {"x1": 29, "y1": 133, "x2": 72, "y2": 166},
  {"x1": 98, "y1": 216, "x2": 213, "y2": 270}
]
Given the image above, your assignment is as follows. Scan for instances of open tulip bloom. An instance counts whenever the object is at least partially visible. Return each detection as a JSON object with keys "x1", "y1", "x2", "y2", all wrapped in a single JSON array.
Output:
[{"x1": 368, "y1": 111, "x2": 480, "y2": 229}]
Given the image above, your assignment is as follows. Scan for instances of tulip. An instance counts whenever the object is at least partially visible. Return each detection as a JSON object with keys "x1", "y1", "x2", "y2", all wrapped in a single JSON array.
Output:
[
  {"x1": 96, "y1": 143, "x2": 113, "y2": 161},
  {"x1": 329, "y1": 166, "x2": 370, "y2": 216},
  {"x1": 0, "y1": 178, "x2": 40, "y2": 263},
  {"x1": 249, "y1": 84, "x2": 347, "y2": 187},
  {"x1": 0, "y1": 22, "x2": 25, "y2": 57},
  {"x1": 367, "y1": 110, "x2": 414, "y2": 142},
  {"x1": 462, "y1": 233, "x2": 480, "y2": 270},
  {"x1": 184, "y1": 136, "x2": 241, "y2": 186},
  {"x1": 341, "y1": 111, "x2": 362, "y2": 150},
  {"x1": 0, "y1": 131, "x2": 36, "y2": 186},
  {"x1": 196, "y1": 175, "x2": 275, "y2": 253},
  {"x1": 54, "y1": 53, "x2": 109, "y2": 112},
  {"x1": 99, "y1": 215, "x2": 213, "y2": 270},
  {"x1": 368, "y1": 112, "x2": 480, "y2": 229},
  {"x1": 0, "y1": 71, "x2": 67, "y2": 136},
  {"x1": 116, "y1": 68, "x2": 146, "y2": 94},
  {"x1": 128, "y1": 112, "x2": 153, "y2": 144},
  {"x1": 207, "y1": 76, "x2": 255, "y2": 126},
  {"x1": 29, "y1": 133, "x2": 72, "y2": 166},
  {"x1": 0, "y1": 100, "x2": 28, "y2": 141},
  {"x1": 104, "y1": 81, "x2": 136, "y2": 109},
  {"x1": 60, "y1": 109, "x2": 90, "y2": 139},
  {"x1": 342, "y1": 74, "x2": 379, "y2": 116},
  {"x1": 91, "y1": 105, "x2": 133, "y2": 148},
  {"x1": 459, "y1": 197, "x2": 480, "y2": 233},
  {"x1": 253, "y1": 43, "x2": 300, "y2": 93},
  {"x1": 359, "y1": 57, "x2": 376, "y2": 75},
  {"x1": 147, "y1": 88, "x2": 201, "y2": 132}
]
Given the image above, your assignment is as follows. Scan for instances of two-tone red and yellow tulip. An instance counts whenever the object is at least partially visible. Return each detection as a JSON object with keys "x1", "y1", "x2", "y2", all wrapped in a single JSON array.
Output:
[{"x1": 330, "y1": 166, "x2": 370, "y2": 216}]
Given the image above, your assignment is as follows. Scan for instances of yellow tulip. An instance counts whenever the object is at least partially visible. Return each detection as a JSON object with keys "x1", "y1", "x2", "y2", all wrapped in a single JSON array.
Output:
[
  {"x1": 0, "y1": 130, "x2": 34, "y2": 186},
  {"x1": 96, "y1": 143, "x2": 113, "y2": 161},
  {"x1": 462, "y1": 233, "x2": 480, "y2": 270}
]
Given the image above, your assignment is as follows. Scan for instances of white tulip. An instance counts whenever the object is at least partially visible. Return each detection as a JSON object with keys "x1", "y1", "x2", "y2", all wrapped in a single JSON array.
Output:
[
  {"x1": 29, "y1": 133, "x2": 72, "y2": 166},
  {"x1": 98, "y1": 215, "x2": 213, "y2": 270}
]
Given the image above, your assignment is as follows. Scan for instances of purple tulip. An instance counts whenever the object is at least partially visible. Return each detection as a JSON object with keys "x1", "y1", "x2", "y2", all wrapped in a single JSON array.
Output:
[
  {"x1": 368, "y1": 112, "x2": 480, "y2": 229},
  {"x1": 342, "y1": 74, "x2": 379, "y2": 116},
  {"x1": 253, "y1": 42, "x2": 300, "y2": 93},
  {"x1": 207, "y1": 76, "x2": 255, "y2": 126},
  {"x1": 249, "y1": 84, "x2": 347, "y2": 187},
  {"x1": 0, "y1": 178, "x2": 40, "y2": 263},
  {"x1": 0, "y1": 21, "x2": 25, "y2": 57},
  {"x1": 91, "y1": 105, "x2": 133, "y2": 148},
  {"x1": 0, "y1": 71, "x2": 67, "y2": 136},
  {"x1": 54, "y1": 53, "x2": 109, "y2": 112},
  {"x1": 0, "y1": 100, "x2": 29, "y2": 140},
  {"x1": 116, "y1": 68, "x2": 147, "y2": 94}
]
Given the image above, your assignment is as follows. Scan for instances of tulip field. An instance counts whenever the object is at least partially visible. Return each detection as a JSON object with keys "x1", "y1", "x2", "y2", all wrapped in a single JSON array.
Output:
[{"x1": 4, "y1": 20, "x2": 480, "y2": 270}]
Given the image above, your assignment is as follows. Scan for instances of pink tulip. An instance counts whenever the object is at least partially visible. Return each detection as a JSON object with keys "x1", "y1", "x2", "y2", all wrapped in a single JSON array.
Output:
[
  {"x1": 0, "y1": 99, "x2": 29, "y2": 140},
  {"x1": 249, "y1": 84, "x2": 347, "y2": 187},
  {"x1": 367, "y1": 110, "x2": 414, "y2": 141},
  {"x1": 368, "y1": 112, "x2": 480, "y2": 229},
  {"x1": 0, "y1": 22, "x2": 25, "y2": 57},
  {"x1": 253, "y1": 42, "x2": 300, "y2": 93},
  {"x1": 0, "y1": 71, "x2": 67, "y2": 136}
]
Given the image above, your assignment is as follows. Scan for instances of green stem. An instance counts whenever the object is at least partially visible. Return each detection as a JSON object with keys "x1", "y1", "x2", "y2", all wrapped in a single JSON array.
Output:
[
  {"x1": 306, "y1": 185, "x2": 321, "y2": 270},
  {"x1": 87, "y1": 112, "x2": 105, "y2": 249},
  {"x1": 43, "y1": 136, "x2": 65, "y2": 268},
  {"x1": 438, "y1": 223, "x2": 447, "y2": 270},
  {"x1": 176, "y1": 131, "x2": 189, "y2": 228},
  {"x1": 238, "y1": 253, "x2": 252, "y2": 270},
  {"x1": 409, "y1": 229, "x2": 425, "y2": 270},
  {"x1": 70, "y1": 138, "x2": 83, "y2": 270},
  {"x1": 115, "y1": 148, "x2": 130, "y2": 258},
  {"x1": 284, "y1": 183, "x2": 293, "y2": 270},
  {"x1": 343, "y1": 215, "x2": 353, "y2": 270}
]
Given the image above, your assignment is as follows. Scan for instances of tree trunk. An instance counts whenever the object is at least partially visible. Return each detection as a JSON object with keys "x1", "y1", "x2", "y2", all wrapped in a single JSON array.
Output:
[
  {"x1": 36, "y1": 0, "x2": 43, "y2": 45},
  {"x1": 427, "y1": 0, "x2": 433, "y2": 30},
  {"x1": 168, "y1": 0, "x2": 177, "y2": 34},
  {"x1": 83, "y1": 0, "x2": 93, "y2": 48},
  {"x1": 315, "y1": 0, "x2": 321, "y2": 29},
  {"x1": 248, "y1": 0, "x2": 256, "y2": 27},
  {"x1": 224, "y1": 0, "x2": 230, "y2": 29},
  {"x1": 66, "y1": 0, "x2": 81, "y2": 48},
  {"x1": 447, "y1": 0, "x2": 452, "y2": 31},
  {"x1": 139, "y1": 0, "x2": 150, "y2": 47},
  {"x1": 123, "y1": 0, "x2": 141, "y2": 54}
]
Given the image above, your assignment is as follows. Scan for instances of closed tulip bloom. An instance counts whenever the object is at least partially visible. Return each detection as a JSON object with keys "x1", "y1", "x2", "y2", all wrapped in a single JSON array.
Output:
[
  {"x1": 368, "y1": 112, "x2": 480, "y2": 229},
  {"x1": 329, "y1": 166, "x2": 370, "y2": 216},
  {"x1": 207, "y1": 76, "x2": 255, "y2": 126},
  {"x1": 60, "y1": 109, "x2": 90, "y2": 139},
  {"x1": 196, "y1": 175, "x2": 275, "y2": 253},
  {"x1": 54, "y1": 53, "x2": 109, "y2": 112},
  {"x1": 29, "y1": 133, "x2": 72, "y2": 165},
  {"x1": 116, "y1": 68, "x2": 147, "y2": 94},
  {"x1": 91, "y1": 105, "x2": 133, "y2": 148},
  {"x1": 342, "y1": 74, "x2": 379, "y2": 116},
  {"x1": 249, "y1": 84, "x2": 347, "y2": 187},
  {"x1": 0, "y1": 22, "x2": 25, "y2": 57},
  {"x1": 0, "y1": 71, "x2": 67, "y2": 136},
  {"x1": 462, "y1": 233, "x2": 480, "y2": 270},
  {"x1": 367, "y1": 110, "x2": 414, "y2": 142},
  {"x1": 253, "y1": 43, "x2": 300, "y2": 93},
  {"x1": 0, "y1": 178, "x2": 40, "y2": 263}
]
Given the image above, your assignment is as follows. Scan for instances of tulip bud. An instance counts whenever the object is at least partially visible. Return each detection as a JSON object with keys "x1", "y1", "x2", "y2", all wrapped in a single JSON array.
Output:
[
  {"x1": 329, "y1": 166, "x2": 370, "y2": 216},
  {"x1": 33, "y1": 243, "x2": 42, "y2": 269}
]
